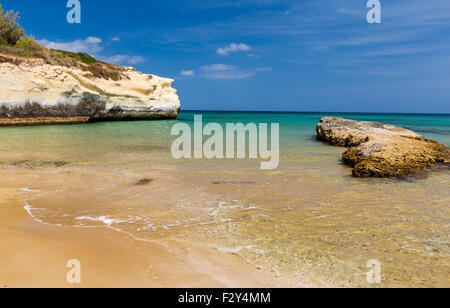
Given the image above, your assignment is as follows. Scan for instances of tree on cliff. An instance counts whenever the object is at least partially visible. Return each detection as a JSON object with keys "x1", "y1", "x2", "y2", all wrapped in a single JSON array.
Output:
[{"x1": 0, "y1": 4, "x2": 25, "y2": 45}]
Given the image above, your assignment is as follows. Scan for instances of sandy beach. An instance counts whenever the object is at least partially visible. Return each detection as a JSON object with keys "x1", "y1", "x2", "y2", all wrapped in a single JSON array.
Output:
[{"x1": 0, "y1": 184, "x2": 295, "y2": 288}]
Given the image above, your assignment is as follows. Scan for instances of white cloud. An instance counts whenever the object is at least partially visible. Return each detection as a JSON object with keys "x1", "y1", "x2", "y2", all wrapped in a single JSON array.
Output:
[
  {"x1": 37, "y1": 37, "x2": 103, "y2": 54},
  {"x1": 101, "y1": 55, "x2": 146, "y2": 65},
  {"x1": 111, "y1": 37, "x2": 121, "y2": 42},
  {"x1": 208, "y1": 71, "x2": 254, "y2": 79},
  {"x1": 217, "y1": 43, "x2": 251, "y2": 56},
  {"x1": 180, "y1": 70, "x2": 195, "y2": 77},
  {"x1": 201, "y1": 64, "x2": 236, "y2": 72},
  {"x1": 37, "y1": 36, "x2": 146, "y2": 66},
  {"x1": 201, "y1": 64, "x2": 254, "y2": 79},
  {"x1": 85, "y1": 37, "x2": 102, "y2": 44}
]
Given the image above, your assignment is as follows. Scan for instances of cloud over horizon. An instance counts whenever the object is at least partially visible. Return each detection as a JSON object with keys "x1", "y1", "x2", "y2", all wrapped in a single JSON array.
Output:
[
  {"x1": 37, "y1": 37, "x2": 104, "y2": 54},
  {"x1": 37, "y1": 37, "x2": 145, "y2": 66},
  {"x1": 100, "y1": 55, "x2": 146, "y2": 65}
]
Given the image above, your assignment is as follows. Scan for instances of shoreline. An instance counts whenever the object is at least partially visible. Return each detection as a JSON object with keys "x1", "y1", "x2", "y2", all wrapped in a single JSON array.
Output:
[
  {"x1": 0, "y1": 117, "x2": 90, "y2": 127},
  {"x1": 0, "y1": 185, "x2": 298, "y2": 288},
  {"x1": 0, "y1": 115, "x2": 180, "y2": 127}
]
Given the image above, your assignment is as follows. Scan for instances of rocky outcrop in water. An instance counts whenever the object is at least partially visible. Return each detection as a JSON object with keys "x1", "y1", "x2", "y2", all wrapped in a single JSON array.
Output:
[
  {"x1": 317, "y1": 117, "x2": 449, "y2": 177},
  {"x1": 0, "y1": 54, "x2": 180, "y2": 125}
]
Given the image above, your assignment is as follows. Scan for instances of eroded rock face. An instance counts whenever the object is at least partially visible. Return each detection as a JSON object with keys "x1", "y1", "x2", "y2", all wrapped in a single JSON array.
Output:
[
  {"x1": 0, "y1": 55, "x2": 180, "y2": 125},
  {"x1": 317, "y1": 117, "x2": 450, "y2": 177}
]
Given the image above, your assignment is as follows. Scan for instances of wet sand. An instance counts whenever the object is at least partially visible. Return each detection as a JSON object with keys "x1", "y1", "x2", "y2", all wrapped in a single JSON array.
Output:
[
  {"x1": 1, "y1": 160, "x2": 449, "y2": 288},
  {"x1": 0, "y1": 185, "x2": 295, "y2": 288}
]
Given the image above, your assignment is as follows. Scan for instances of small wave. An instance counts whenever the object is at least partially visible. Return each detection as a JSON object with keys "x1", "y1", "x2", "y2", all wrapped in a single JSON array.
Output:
[
  {"x1": 23, "y1": 204, "x2": 46, "y2": 224},
  {"x1": 75, "y1": 215, "x2": 126, "y2": 227},
  {"x1": 216, "y1": 245, "x2": 253, "y2": 254},
  {"x1": 162, "y1": 221, "x2": 181, "y2": 230},
  {"x1": 21, "y1": 187, "x2": 50, "y2": 225},
  {"x1": 21, "y1": 187, "x2": 41, "y2": 193}
]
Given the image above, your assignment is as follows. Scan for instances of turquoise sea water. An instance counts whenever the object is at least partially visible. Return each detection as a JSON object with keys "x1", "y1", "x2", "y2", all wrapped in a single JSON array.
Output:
[
  {"x1": 0, "y1": 111, "x2": 449, "y2": 287},
  {"x1": 184, "y1": 111, "x2": 450, "y2": 146},
  {"x1": 0, "y1": 111, "x2": 448, "y2": 164}
]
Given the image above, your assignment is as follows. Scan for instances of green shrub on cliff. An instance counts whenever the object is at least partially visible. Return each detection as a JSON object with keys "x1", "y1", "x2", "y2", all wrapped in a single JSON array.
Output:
[
  {"x1": 15, "y1": 35, "x2": 34, "y2": 48},
  {"x1": 0, "y1": 4, "x2": 45, "y2": 57},
  {"x1": 54, "y1": 49, "x2": 99, "y2": 65},
  {"x1": 0, "y1": 4, "x2": 25, "y2": 45}
]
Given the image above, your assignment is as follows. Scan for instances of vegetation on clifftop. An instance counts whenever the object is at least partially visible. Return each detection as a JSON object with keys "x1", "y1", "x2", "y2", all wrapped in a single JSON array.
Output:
[
  {"x1": 0, "y1": 4, "x2": 24, "y2": 45},
  {"x1": 0, "y1": 4, "x2": 125, "y2": 81}
]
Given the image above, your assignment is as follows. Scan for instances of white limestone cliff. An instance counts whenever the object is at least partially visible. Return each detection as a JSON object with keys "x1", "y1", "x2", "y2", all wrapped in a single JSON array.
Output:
[{"x1": 0, "y1": 54, "x2": 180, "y2": 123}]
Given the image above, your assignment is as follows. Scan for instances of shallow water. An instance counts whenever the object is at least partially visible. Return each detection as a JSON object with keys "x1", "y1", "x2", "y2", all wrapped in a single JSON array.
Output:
[{"x1": 1, "y1": 112, "x2": 449, "y2": 287}]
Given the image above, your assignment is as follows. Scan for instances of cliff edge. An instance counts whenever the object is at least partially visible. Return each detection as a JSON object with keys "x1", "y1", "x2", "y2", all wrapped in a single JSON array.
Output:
[
  {"x1": 0, "y1": 54, "x2": 180, "y2": 126},
  {"x1": 317, "y1": 117, "x2": 449, "y2": 177}
]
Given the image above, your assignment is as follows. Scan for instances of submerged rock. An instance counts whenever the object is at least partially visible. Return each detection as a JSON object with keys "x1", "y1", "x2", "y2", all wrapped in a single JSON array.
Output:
[
  {"x1": 0, "y1": 54, "x2": 180, "y2": 126},
  {"x1": 9, "y1": 160, "x2": 68, "y2": 169},
  {"x1": 317, "y1": 117, "x2": 449, "y2": 178},
  {"x1": 135, "y1": 178, "x2": 154, "y2": 186}
]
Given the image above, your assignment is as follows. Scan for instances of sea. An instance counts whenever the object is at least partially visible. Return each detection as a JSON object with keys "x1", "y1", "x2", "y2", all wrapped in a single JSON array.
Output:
[{"x1": 1, "y1": 111, "x2": 449, "y2": 287}]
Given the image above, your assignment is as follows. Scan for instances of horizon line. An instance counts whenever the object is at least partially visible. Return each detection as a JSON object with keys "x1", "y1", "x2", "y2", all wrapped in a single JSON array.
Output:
[{"x1": 180, "y1": 109, "x2": 450, "y2": 116}]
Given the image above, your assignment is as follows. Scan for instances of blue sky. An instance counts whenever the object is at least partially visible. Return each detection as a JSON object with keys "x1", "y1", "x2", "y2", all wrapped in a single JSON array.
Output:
[{"x1": 3, "y1": 0, "x2": 450, "y2": 113}]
